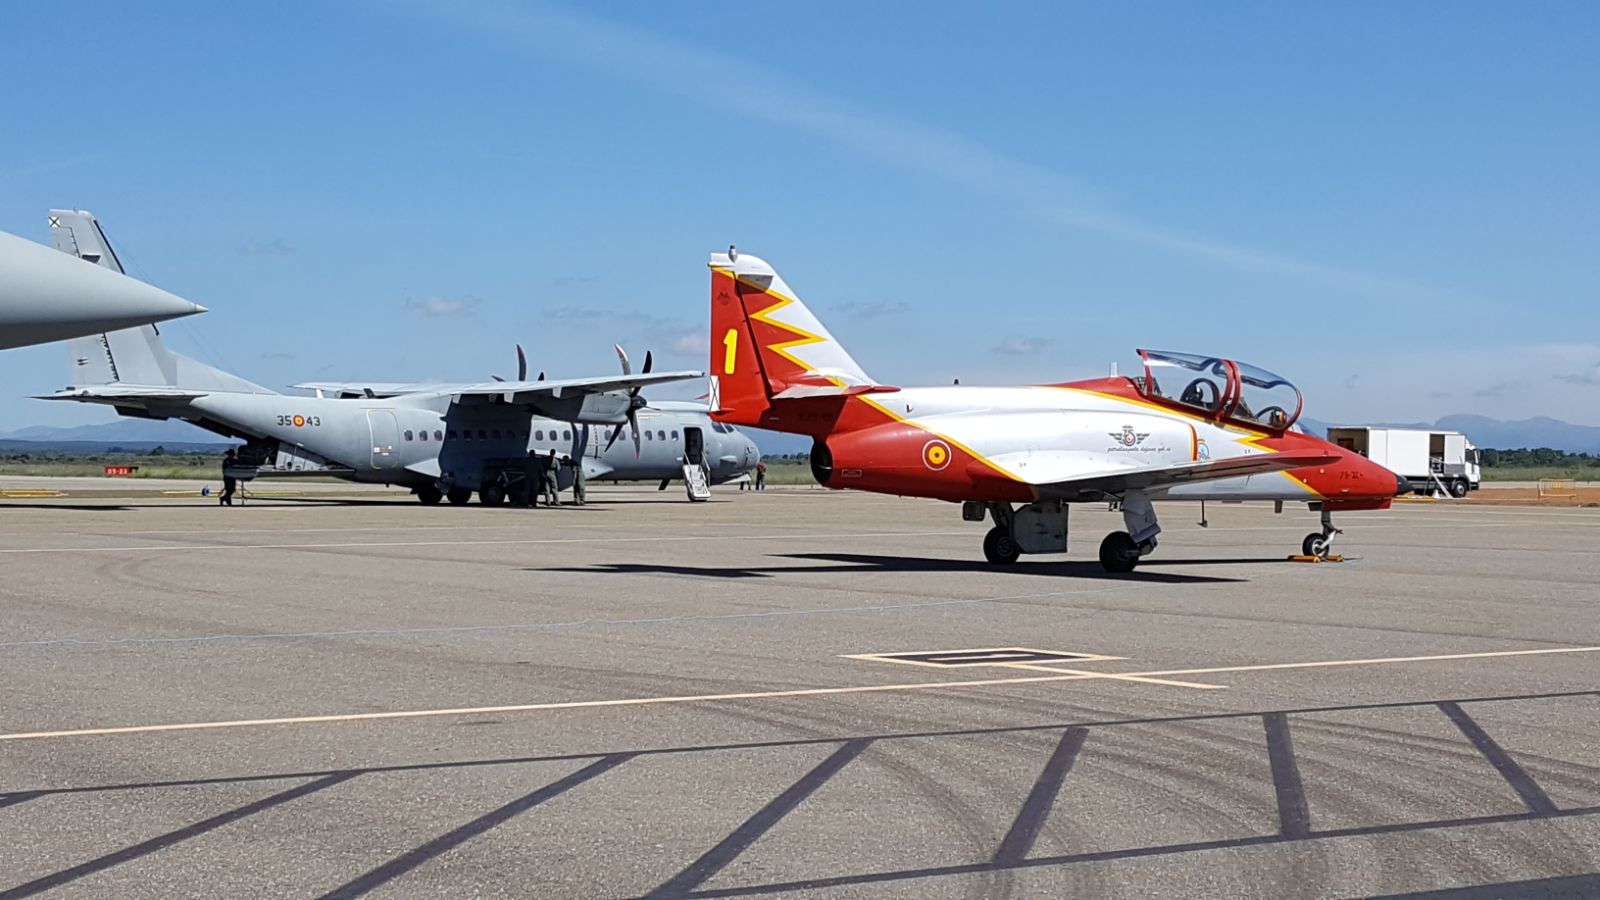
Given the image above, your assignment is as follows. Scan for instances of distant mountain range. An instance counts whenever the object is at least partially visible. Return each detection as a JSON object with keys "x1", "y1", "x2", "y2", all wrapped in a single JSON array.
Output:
[{"x1": 3, "y1": 414, "x2": 1596, "y2": 455}]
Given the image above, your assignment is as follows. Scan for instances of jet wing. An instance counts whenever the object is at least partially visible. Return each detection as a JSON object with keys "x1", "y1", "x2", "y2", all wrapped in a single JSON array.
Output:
[{"x1": 979, "y1": 450, "x2": 1339, "y2": 499}]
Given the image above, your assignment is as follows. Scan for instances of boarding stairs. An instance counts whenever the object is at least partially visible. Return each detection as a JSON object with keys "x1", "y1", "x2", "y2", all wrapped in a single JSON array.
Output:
[{"x1": 683, "y1": 463, "x2": 712, "y2": 501}]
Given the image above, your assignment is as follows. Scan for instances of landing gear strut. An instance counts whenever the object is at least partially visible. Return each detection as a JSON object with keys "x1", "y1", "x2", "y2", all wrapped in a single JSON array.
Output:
[
  {"x1": 1097, "y1": 490, "x2": 1161, "y2": 574},
  {"x1": 1301, "y1": 508, "x2": 1341, "y2": 559}
]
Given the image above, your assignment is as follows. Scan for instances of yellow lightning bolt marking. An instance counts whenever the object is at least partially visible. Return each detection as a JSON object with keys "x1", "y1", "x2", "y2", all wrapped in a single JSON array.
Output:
[{"x1": 716, "y1": 266, "x2": 846, "y2": 389}]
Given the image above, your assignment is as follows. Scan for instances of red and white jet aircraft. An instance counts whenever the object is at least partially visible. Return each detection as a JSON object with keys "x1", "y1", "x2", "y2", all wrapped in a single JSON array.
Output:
[{"x1": 706, "y1": 249, "x2": 1410, "y2": 573}]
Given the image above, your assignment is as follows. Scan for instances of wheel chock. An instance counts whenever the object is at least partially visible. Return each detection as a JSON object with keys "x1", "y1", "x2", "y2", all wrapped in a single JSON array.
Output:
[{"x1": 1287, "y1": 554, "x2": 1346, "y2": 563}]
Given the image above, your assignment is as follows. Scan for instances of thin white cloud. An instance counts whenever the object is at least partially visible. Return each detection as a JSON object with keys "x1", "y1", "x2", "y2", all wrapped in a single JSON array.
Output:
[
  {"x1": 397, "y1": 0, "x2": 1449, "y2": 301},
  {"x1": 237, "y1": 238, "x2": 294, "y2": 257},
  {"x1": 992, "y1": 336, "x2": 1053, "y2": 356},
  {"x1": 405, "y1": 295, "x2": 483, "y2": 318}
]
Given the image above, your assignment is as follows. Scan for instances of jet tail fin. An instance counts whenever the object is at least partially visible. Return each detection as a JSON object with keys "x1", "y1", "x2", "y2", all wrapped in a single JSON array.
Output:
[
  {"x1": 48, "y1": 209, "x2": 273, "y2": 395},
  {"x1": 707, "y1": 250, "x2": 890, "y2": 430}
]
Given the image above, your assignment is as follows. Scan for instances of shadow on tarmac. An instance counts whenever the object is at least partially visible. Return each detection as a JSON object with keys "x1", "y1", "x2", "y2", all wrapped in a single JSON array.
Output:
[
  {"x1": 3, "y1": 689, "x2": 1595, "y2": 899},
  {"x1": 533, "y1": 552, "x2": 1253, "y2": 583}
]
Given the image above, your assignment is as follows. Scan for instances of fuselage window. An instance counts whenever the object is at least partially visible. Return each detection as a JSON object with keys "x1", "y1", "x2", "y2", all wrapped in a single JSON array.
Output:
[
  {"x1": 434, "y1": 430, "x2": 443, "y2": 441},
  {"x1": 645, "y1": 431, "x2": 653, "y2": 441},
  {"x1": 418, "y1": 430, "x2": 428, "y2": 442},
  {"x1": 671, "y1": 430, "x2": 679, "y2": 440},
  {"x1": 477, "y1": 430, "x2": 487, "y2": 440},
  {"x1": 534, "y1": 430, "x2": 543, "y2": 441},
  {"x1": 658, "y1": 430, "x2": 666, "y2": 441},
  {"x1": 404, "y1": 430, "x2": 414, "y2": 441},
  {"x1": 562, "y1": 430, "x2": 571, "y2": 441}
]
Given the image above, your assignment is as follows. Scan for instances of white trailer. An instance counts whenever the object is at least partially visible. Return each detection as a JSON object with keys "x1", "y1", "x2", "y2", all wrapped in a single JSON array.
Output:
[{"x1": 1326, "y1": 427, "x2": 1481, "y2": 498}]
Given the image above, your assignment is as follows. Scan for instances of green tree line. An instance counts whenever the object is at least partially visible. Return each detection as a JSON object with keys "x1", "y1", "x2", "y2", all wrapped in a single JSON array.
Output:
[{"x1": 1480, "y1": 448, "x2": 1600, "y2": 469}]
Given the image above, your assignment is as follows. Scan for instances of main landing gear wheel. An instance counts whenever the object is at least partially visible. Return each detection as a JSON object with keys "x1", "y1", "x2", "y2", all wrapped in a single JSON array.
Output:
[
  {"x1": 446, "y1": 487, "x2": 472, "y2": 505},
  {"x1": 1302, "y1": 533, "x2": 1328, "y2": 557},
  {"x1": 479, "y1": 484, "x2": 506, "y2": 506},
  {"x1": 983, "y1": 527, "x2": 1021, "y2": 565},
  {"x1": 1099, "y1": 531, "x2": 1140, "y2": 574},
  {"x1": 415, "y1": 486, "x2": 443, "y2": 505}
]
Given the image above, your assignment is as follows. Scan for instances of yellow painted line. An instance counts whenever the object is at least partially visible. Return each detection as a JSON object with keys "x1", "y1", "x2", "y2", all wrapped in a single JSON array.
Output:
[
  {"x1": 0, "y1": 490, "x2": 64, "y2": 498},
  {"x1": 2, "y1": 645, "x2": 1592, "y2": 743}
]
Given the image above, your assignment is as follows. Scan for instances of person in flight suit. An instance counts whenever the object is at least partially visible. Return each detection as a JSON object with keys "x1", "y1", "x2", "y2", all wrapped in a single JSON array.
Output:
[
  {"x1": 543, "y1": 448, "x2": 561, "y2": 507},
  {"x1": 566, "y1": 455, "x2": 586, "y2": 506},
  {"x1": 219, "y1": 448, "x2": 238, "y2": 506}
]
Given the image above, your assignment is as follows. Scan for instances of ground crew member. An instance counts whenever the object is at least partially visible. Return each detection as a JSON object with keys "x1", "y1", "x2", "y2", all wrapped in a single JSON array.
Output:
[
  {"x1": 543, "y1": 448, "x2": 561, "y2": 507},
  {"x1": 567, "y1": 455, "x2": 586, "y2": 505},
  {"x1": 755, "y1": 460, "x2": 767, "y2": 491},
  {"x1": 219, "y1": 448, "x2": 238, "y2": 506}
]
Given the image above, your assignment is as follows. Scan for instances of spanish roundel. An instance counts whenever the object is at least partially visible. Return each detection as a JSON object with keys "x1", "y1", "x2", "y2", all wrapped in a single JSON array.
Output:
[{"x1": 923, "y1": 439, "x2": 952, "y2": 471}]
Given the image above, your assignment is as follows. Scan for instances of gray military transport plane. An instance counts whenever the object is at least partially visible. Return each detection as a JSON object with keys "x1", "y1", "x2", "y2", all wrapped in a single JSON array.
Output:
[
  {"x1": 0, "y1": 223, "x2": 205, "y2": 351},
  {"x1": 38, "y1": 210, "x2": 758, "y2": 504}
]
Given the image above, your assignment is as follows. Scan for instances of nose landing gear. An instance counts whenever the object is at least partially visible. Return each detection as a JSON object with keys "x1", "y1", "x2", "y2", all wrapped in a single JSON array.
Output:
[{"x1": 1297, "y1": 508, "x2": 1344, "y2": 561}]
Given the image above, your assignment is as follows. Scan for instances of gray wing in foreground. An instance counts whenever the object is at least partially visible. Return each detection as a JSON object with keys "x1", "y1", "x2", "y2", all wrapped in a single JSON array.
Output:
[{"x1": 1032, "y1": 451, "x2": 1339, "y2": 497}]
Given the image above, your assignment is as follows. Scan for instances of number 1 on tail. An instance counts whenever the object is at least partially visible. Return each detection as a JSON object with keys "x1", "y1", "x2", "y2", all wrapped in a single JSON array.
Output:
[{"x1": 722, "y1": 328, "x2": 739, "y2": 374}]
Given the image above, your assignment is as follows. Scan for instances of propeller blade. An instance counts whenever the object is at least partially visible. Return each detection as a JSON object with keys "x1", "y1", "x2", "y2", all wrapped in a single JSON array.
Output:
[
  {"x1": 517, "y1": 344, "x2": 527, "y2": 381},
  {"x1": 630, "y1": 410, "x2": 642, "y2": 459},
  {"x1": 642, "y1": 350, "x2": 653, "y2": 375},
  {"x1": 491, "y1": 375, "x2": 505, "y2": 382},
  {"x1": 614, "y1": 343, "x2": 631, "y2": 376},
  {"x1": 604, "y1": 421, "x2": 624, "y2": 453},
  {"x1": 537, "y1": 371, "x2": 545, "y2": 381}
]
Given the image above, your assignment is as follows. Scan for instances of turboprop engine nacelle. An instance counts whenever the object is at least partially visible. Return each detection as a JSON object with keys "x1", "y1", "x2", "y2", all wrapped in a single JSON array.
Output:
[{"x1": 535, "y1": 391, "x2": 633, "y2": 425}]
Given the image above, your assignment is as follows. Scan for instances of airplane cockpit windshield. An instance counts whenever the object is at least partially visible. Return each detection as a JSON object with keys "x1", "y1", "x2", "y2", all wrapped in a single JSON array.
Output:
[{"x1": 1135, "y1": 350, "x2": 1303, "y2": 431}]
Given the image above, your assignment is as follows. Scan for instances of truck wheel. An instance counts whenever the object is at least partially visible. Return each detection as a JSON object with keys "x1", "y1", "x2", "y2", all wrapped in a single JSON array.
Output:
[
  {"x1": 982, "y1": 527, "x2": 1020, "y2": 565},
  {"x1": 480, "y1": 485, "x2": 506, "y2": 506},
  {"x1": 1099, "y1": 532, "x2": 1140, "y2": 573},
  {"x1": 446, "y1": 487, "x2": 472, "y2": 505},
  {"x1": 415, "y1": 486, "x2": 443, "y2": 505},
  {"x1": 1449, "y1": 479, "x2": 1469, "y2": 499}
]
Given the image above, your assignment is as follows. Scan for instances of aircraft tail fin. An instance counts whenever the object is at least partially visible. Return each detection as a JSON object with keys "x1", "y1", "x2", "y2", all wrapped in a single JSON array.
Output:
[
  {"x1": 49, "y1": 209, "x2": 273, "y2": 395},
  {"x1": 707, "y1": 250, "x2": 890, "y2": 430}
]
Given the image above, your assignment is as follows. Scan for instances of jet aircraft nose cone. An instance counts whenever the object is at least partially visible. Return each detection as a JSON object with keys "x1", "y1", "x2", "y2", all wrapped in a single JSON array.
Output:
[
  {"x1": 1394, "y1": 474, "x2": 1413, "y2": 495},
  {"x1": 0, "y1": 231, "x2": 206, "y2": 350}
]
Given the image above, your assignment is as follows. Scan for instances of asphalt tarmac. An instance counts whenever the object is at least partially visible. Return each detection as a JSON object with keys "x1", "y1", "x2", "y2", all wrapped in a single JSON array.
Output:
[{"x1": 1, "y1": 485, "x2": 1597, "y2": 898}]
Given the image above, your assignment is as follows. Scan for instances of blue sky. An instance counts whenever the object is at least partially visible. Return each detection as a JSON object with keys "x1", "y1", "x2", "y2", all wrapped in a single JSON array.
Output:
[{"x1": 2, "y1": 0, "x2": 1596, "y2": 428}]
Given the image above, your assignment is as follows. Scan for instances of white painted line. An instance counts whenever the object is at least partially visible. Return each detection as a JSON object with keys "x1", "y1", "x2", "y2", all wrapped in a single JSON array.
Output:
[
  {"x1": 1125, "y1": 645, "x2": 1600, "y2": 678},
  {"x1": 1, "y1": 645, "x2": 1591, "y2": 743},
  {"x1": 998, "y1": 662, "x2": 1224, "y2": 689},
  {"x1": 0, "y1": 530, "x2": 972, "y2": 555}
]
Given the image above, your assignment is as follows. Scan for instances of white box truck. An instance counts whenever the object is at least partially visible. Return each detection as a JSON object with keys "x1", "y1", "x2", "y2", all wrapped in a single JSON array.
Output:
[{"x1": 1325, "y1": 427, "x2": 1481, "y2": 498}]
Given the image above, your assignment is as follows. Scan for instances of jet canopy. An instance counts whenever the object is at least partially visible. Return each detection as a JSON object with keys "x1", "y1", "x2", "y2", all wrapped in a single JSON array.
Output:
[{"x1": 1135, "y1": 350, "x2": 1303, "y2": 431}]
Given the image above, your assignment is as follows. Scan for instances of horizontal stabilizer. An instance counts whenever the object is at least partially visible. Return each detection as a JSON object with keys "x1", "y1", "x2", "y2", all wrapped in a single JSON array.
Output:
[
  {"x1": 769, "y1": 381, "x2": 901, "y2": 400},
  {"x1": 36, "y1": 385, "x2": 208, "y2": 402}
]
